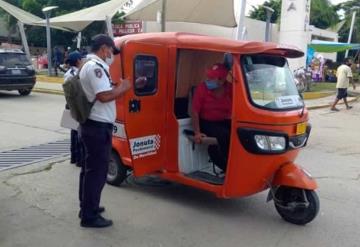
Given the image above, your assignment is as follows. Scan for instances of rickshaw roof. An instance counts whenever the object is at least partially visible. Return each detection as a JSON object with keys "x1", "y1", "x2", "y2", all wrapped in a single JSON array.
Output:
[{"x1": 115, "y1": 32, "x2": 304, "y2": 58}]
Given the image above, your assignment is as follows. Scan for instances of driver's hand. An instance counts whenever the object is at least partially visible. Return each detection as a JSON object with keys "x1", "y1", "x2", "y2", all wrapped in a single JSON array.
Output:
[{"x1": 194, "y1": 132, "x2": 206, "y2": 144}]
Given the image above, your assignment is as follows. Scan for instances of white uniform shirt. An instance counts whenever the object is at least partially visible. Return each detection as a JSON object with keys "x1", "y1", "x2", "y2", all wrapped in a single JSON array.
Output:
[
  {"x1": 79, "y1": 54, "x2": 116, "y2": 123},
  {"x1": 336, "y1": 64, "x2": 353, "y2": 89},
  {"x1": 63, "y1": 66, "x2": 79, "y2": 82}
]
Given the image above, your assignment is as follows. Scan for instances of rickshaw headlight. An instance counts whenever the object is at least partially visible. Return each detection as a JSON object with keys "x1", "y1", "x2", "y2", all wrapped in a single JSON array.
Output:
[{"x1": 254, "y1": 135, "x2": 286, "y2": 151}]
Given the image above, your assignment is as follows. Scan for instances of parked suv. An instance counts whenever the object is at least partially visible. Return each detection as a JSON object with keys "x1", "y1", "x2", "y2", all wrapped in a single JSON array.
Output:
[{"x1": 0, "y1": 48, "x2": 36, "y2": 96}]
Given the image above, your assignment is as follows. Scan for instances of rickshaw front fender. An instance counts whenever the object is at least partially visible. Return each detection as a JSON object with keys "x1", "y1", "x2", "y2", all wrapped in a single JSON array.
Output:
[{"x1": 271, "y1": 163, "x2": 318, "y2": 190}]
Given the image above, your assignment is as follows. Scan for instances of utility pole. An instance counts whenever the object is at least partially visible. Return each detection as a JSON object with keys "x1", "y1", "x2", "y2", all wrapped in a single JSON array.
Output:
[
  {"x1": 236, "y1": 0, "x2": 246, "y2": 40},
  {"x1": 42, "y1": 6, "x2": 58, "y2": 76},
  {"x1": 264, "y1": 6, "x2": 274, "y2": 42},
  {"x1": 345, "y1": 6, "x2": 360, "y2": 58}
]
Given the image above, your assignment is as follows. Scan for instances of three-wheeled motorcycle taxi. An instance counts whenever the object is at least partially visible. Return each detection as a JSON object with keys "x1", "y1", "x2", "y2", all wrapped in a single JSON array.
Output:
[{"x1": 107, "y1": 32, "x2": 319, "y2": 225}]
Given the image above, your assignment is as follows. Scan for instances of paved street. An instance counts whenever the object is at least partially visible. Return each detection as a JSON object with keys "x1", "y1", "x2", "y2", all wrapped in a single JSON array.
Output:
[
  {"x1": 0, "y1": 91, "x2": 68, "y2": 151},
  {"x1": 0, "y1": 92, "x2": 360, "y2": 247}
]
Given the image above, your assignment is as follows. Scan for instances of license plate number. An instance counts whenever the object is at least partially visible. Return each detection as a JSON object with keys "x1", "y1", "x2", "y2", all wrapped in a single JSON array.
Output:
[
  {"x1": 11, "y1": 69, "x2": 21, "y2": 75},
  {"x1": 296, "y1": 122, "x2": 307, "y2": 135}
]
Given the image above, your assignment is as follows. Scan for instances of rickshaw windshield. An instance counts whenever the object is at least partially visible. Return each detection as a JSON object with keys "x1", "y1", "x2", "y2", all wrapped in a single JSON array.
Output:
[{"x1": 242, "y1": 55, "x2": 304, "y2": 110}]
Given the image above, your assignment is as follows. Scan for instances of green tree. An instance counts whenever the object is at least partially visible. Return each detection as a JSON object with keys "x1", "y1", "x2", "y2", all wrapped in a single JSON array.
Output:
[
  {"x1": 310, "y1": 0, "x2": 339, "y2": 29},
  {"x1": 249, "y1": 0, "x2": 340, "y2": 29},
  {"x1": 335, "y1": 0, "x2": 360, "y2": 59},
  {"x1": 249, "y1": 0, "x2": 281, "y2": 23}
]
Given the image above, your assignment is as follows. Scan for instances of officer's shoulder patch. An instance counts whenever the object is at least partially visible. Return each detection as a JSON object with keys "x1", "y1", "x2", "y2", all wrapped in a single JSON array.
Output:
[{"x1": 94, "y1": 68, "x2": 103, "y2": 78}]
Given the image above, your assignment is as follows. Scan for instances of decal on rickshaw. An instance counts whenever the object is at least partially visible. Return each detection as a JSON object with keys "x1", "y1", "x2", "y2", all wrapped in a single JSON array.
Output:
[
  {"x1": 130, "y1": 134, "x2": 161, "y2": 159},
  {"x1": 113, "y1": 122, "x2": 126, "y2": 138},
  {"x1": 275, "y1": 95, "x2": 303, "y2": 108}
]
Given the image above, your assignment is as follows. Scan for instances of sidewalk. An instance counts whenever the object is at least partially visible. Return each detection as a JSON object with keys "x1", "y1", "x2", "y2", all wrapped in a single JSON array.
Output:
[
  {"x1": 33, "y1": 80, "x2": 359, "y2": 110},
  {"x1": 305, "y1": 93, "x2": 358, "y2": 110},
  {"x1": 33, "y1": 81, "x2": 64, "y2": 95}
]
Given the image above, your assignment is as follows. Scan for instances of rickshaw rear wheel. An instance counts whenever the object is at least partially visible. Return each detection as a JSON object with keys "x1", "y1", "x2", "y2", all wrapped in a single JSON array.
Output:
[
  {"x1": 274, "y1": 186, "x2": 319, "y2": 225},
  {"x1": 107, "y1": 150, "x2": 129, "y2": 186}
]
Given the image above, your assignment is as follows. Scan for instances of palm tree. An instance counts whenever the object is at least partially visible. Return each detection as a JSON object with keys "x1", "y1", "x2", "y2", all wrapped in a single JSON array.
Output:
[{"x1": 334, "y1": 0, "x2": 360, "y2": 59}]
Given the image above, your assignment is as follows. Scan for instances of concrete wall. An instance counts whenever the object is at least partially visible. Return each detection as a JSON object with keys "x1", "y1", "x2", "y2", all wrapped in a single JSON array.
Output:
[{"x1": 143, "y1": 17, "x2": 278, "y2": 42}]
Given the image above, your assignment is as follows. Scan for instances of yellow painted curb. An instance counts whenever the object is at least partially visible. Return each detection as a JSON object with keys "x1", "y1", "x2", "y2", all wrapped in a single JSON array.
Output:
[
  {"x1": 302, "y1": 91, "x2": 334, "y2": 100},
  {"x1": 36, "y1": 75, "x2": 63, "y2": 84},
  {"x1": 33, "y1": 88, "x2": 64, "y2": 96},
  {"x1": 306, "y1": 96, "x2": 359, "y2": 110}
]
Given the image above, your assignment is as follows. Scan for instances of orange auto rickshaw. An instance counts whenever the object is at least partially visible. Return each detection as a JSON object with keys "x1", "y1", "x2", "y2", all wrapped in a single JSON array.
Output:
[{"x1": 107, "y1": 32, "x2": 319, "y2": 225}]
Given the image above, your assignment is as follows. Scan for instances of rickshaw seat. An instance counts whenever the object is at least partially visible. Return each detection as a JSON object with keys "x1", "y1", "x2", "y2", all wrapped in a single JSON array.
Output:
[
  {"x1": 183, "y1": 129, "x2": 218, "y2": 145},
  {"x1": 174, "y1": 97, "x2": 190, "y2": 119}
]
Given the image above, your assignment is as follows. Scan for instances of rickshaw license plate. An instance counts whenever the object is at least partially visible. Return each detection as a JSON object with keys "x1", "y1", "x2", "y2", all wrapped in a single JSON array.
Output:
[{"x1": 296, "y1": 123, "x2": 307, "y2": 135}]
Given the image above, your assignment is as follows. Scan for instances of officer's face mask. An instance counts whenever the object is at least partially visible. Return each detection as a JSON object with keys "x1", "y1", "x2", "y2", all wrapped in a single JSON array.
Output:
[
  {"x1": 105, "y1": 53, "x2": 114, "y2": 66},
  {"x1": 103, "y1": 46, "x2": 114, "y2": 66}
]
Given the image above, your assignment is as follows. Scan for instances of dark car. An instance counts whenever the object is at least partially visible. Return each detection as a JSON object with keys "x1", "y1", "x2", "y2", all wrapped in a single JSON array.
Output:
[{"x1": 0, "y1": 49, "x2": 36, "y2": 96}]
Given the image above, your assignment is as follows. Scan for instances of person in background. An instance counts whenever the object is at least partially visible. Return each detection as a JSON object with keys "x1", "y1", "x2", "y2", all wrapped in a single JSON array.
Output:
[
  {"x1": 81, "y1": 48, "x2": 88, "y2": 57},
  {"x1": 63, "y1": 46, "x2": 71, "y2": 66},
  {"x1": 53, "y1": 47, "x2": 63, "y2": 76},
  {"x1": 192, "y1": 63, "x2": 232, "y2": 172},
  {"x1": 64, "y1": 51, "x2": 85, "y2": 167},
  {"x1": 331, "y1": 58, "x2": 356, "y2": 111}
]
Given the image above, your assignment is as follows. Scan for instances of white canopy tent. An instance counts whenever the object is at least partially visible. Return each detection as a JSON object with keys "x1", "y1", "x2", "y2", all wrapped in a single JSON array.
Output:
[
  {"x1": 0, "y1": 0, "x2": 42, "y2": 26},
  {"x1": 1, "y1": 0, "x2": 128, "y2": 60},
  {"x1": 0, "y1": 0, "x2": 68, "y2": 29},
  {"x1": 36, "y1": 0, "x2": 128, "y2": 32},
  {"x1": 124, "y1": 0, "x2": 237, "y2": 31},
  {"x1": 0, "y1": 0, "x2": 68, "y2": 60}
]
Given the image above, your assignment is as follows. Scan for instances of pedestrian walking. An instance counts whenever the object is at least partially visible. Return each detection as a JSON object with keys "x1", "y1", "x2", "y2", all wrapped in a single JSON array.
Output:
[
  {"x1": 78, "y1": 34, "x2": 131, "y2": 228},
  {"x1": 331, "y1": 58, "x2": 356, "y2": 111}
]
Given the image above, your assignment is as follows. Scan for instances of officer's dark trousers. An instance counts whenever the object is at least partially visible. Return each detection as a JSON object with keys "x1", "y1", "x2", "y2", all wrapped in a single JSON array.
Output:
[
  {"x1": 79, "y1": 119, "x2": 113, "y2": 221},
  {"x1": 200, "y1": 119, "x2": 231, "y2": 171}
]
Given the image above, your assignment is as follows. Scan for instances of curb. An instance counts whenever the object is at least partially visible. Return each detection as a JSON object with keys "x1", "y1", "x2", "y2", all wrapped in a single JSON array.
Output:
[
  {"x1": 33, "y1": 88, "x2": 64, "y2": 96},
  {"x1": 36, "y1": 76, "x2": 63, "y2": 84},
  {"x1": 306, "y1": 96, "x2": 359, "y2": 110},
  {"x1": 302, "y1": 91, "x2": 334, "y2": 100}
]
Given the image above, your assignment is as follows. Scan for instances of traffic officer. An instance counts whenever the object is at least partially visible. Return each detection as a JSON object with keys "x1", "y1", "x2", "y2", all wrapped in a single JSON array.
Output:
[{"x1": 78, "y1": 34, "x2": 131, "y2": 228}]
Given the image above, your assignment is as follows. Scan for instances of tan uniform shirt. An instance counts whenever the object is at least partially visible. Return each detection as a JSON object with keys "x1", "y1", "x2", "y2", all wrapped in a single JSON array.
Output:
[{"x1": 336, "y1": 64, "x2": 353, "y2": 89}]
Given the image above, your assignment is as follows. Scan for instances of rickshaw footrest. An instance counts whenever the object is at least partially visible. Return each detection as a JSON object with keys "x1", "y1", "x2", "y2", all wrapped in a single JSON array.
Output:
[{"x1": 186, "y1": 171, "x2": 224, "y2": 185}]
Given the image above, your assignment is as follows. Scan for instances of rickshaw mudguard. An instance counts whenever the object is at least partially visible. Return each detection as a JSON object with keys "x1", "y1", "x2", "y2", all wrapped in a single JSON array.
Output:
[{"x1": 271, "y1": 163, "x2": 317, "y2": 190}]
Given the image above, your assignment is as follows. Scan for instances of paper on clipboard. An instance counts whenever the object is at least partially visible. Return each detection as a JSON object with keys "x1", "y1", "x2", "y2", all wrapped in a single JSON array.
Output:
[{"x1": 60, "y1": 109, "x2": 79, "y2": 130}]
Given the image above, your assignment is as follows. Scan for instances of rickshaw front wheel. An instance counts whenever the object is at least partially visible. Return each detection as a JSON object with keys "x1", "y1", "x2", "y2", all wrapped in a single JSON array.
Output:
[
  {"x1": 274, "y1": 186, "x2": 319, "y2": 225},
  {"x1": 107, "y1": 150, "x2": 129, "y2": 186}
]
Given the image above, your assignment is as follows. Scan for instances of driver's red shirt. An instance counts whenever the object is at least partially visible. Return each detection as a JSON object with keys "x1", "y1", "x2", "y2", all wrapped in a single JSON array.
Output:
[{"x1": 192, "y1": 81, "x2": 232, "y2": 121}]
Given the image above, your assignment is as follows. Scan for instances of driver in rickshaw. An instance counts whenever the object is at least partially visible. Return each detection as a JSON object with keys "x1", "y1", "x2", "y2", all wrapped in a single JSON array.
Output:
[{"x1": 191, "y1": 63, "x2": 232, "y2": 172}]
